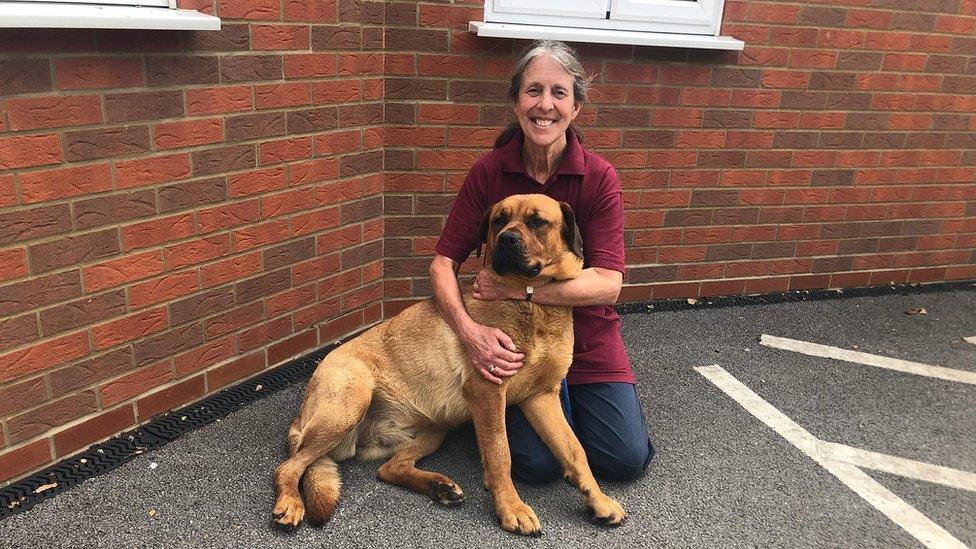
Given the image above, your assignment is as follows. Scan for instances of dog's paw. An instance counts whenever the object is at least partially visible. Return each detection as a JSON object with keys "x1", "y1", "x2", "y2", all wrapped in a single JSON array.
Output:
[
  {"x1": 430, "y1": 480, "x2": 465, "y2": 506},
  {"x1": 498, "y1": 501, "x2": 542, "y2": 537},
  {"x1": 588, "y1": 494, "x2": 626, "y2": 527},
  {"x1": 272, "y1": 495, "x2": 305, "y2": 530}
]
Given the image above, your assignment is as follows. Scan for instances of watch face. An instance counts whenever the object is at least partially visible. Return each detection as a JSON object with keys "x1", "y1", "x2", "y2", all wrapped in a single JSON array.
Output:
[{"x1": 526, "y1": 286, "x2": 533, "y2": 293}]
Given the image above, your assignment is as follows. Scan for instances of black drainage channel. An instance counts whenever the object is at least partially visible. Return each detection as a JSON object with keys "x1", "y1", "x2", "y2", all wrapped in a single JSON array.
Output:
[{"x1": 1, "y1": 279, "x2": 972, "y2": 519}]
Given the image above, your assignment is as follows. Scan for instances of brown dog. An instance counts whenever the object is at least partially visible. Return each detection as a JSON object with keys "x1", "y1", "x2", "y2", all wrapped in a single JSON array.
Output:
[{"x1": 271, "y1": 194, "x2": 625, "y2": 536}]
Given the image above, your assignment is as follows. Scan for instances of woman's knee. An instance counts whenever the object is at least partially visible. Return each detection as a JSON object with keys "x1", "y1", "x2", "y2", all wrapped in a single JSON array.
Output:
[{"x1": 589, "y1": 437, "x2": 655, "y2": 481}]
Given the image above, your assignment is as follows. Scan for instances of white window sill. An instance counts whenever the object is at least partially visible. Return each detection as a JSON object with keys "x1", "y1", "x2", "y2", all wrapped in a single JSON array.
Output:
[
  {"x1": 469, "y1": 21, "x2": 743, "y2": 51},
  {"x1": 0, "y1": 2, "x2": 220, "y2": 30}
]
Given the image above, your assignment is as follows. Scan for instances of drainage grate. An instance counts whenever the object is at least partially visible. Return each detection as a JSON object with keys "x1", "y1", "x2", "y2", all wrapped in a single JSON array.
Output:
[
  {"x1": 1, "y1": 279, "x2": 973, "y2": 519},
  {"x1": 0, "y1": 341, "x2": 338, "y2": 520}
]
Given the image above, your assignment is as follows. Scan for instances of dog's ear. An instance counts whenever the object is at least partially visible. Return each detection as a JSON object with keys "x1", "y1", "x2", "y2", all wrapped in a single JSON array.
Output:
[
  {"x1": 559, "y1": 202, "x2": 584, "y2": 260},
  {"x1": 475, "y1": 208, "x2": 491, "y2": 259}
]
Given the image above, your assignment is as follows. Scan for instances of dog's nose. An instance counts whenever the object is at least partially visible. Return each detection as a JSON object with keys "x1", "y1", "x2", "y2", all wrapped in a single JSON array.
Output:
[{"x1": 498, "y1": 231, "x2": 519, "y2": 246}]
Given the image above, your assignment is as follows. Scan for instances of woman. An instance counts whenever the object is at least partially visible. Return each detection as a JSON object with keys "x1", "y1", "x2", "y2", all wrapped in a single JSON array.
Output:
[{"x1": 429, "y1": 41, "x2": 654, "y2": 482}]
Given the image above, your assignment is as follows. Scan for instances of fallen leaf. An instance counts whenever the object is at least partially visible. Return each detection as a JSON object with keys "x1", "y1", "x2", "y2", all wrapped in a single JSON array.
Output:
[
  {"x1": 255, "y1": 384, "x2": 263, "y2": 392},
  {"x1": 34, "y1": 482, "x2": 58, "y2": 494},
  {"x1": 905, "y1": 307, "x2": 927, "y2": 316},
  {"x1": 687, "y1": 298, "x2": 698, "y2": 305},
  {"x1": 148, "y1": 508, "x2": 157, "y2": 518}
]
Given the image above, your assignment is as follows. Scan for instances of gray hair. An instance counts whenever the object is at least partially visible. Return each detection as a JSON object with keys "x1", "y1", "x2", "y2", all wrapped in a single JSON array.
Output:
[
  {"x1": 507, "y1": 40, "x2": 591, "y2": 105},
  {"x1": 494, "y1": 40, "x2": 592, "y2": 149}
]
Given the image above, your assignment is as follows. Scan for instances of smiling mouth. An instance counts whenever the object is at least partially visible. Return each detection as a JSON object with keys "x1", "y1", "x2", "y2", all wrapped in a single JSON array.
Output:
[{"x1": 531, "y1": 118, "x2": 555, "y2": 128}]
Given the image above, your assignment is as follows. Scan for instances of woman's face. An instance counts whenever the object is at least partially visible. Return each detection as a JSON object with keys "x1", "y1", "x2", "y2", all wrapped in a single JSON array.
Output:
[{"x1": 513, "y1": 55, "x2": 581, "y2": 153}]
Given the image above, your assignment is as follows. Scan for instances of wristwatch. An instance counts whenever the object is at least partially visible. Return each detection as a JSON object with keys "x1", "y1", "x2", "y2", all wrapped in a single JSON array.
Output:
[{"x1": 524, "y1": 285, "x2": 534, "y2": 302}]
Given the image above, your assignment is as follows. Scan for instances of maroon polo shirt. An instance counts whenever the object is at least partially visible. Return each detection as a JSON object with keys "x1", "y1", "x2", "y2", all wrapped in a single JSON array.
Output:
[{"x1": 435, "y1": 130, "x2": 635, "y2": 386}]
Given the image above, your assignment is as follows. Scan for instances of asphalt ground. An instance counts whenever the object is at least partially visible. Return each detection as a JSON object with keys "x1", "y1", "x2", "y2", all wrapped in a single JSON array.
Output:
[{"x1": 1, "y1": 286, "x2": 974, "y2": 548}]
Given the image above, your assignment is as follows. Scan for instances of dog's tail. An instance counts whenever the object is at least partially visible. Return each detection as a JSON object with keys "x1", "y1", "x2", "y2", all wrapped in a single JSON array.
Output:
[{"x1": 302, "y1": 455, "x2": 341, "y2": 525}]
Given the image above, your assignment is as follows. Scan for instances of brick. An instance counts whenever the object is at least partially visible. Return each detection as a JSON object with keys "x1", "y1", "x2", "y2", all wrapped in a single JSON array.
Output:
[
  {"x1": 197, "y1": 200, "x2": 261, "y2": 233},
  {"x1": 0, "y1": 376, "x2": 47, "y2": 418},
  {"x1": 115, "y1": 153, "x2": 191, "y2": 189},
  {"x1": 147, "y1": 56, "x2": 220, "y2": 86},
  {"x1": 92, "y1": 308, "x2": 168, "y2": 350},
  {"x1": 284, "y1": 0, "x2": 337, "y2": 21},
  {"x1": 269, "y1": 329, "x2": 317, "y2": 364},
  {"x1": 53, "y1": 405, "x2": 135, "y2": 456},
  {"x1": 165, "y1": 234, "x2": 231, "y2": 269},
  {"x1": 0, "y1": 331, "x2": 90, "y2": 384},
  {"x1": 74, "y1": 190, "x2": 157, "y2": 230},
  {"x1": 192, "y1": 144, "x2": 256, "y2": 176},
  {"x1": 205, "y1": 301, "x2": 264, "y2": 338},
  {"x1": 154, "y1": 118, "x2": 224, "y2": 150},
  {"x1": 64, "y1": 125, "x2": 151, "y2": 161},
  {"x1": 234, "y1": 219, "x2": 292, "y2": 250},
  {"x1": 8, "y1": 391, "x2": 97, "y2": 444},
  {"x1": 207, "y1": 351, "x2": 266, "y2": 390},
  {"x1": 128, "y1": 270, "x2": 199, "y2": 309},
  {"x1": 186, "y1": 86, "x2": 253, "y2": 115},
  {"x1": 284, "y1": 53, "x2": 338, "y2": 78},
  {"x1": 263, "y1": 237, "x2": 315, "y2": 270},
  {"x1": 29, "y1": 229, "x2": 120, "y2": 274},
  {"x1": 217, "y1": 0, "x2": 279, "y2": 19},
  {"x1": 252, "y1": 24, "x2": 310, "y2": 50},
  {"x1": 54, "y1": 57, "x2": 143, "y2": 89},
  {"x1": 83, "y1": 251, "x2": 163, "y2": 293},
  {"x1": 137, "y1": 376, "x2": 205, "y2": 421},
  {"x1": 260, "y1": 136, "x2": 313, "y2": 165},
  {"x1": 236, "y1": 269, "x2": 292, "y2": 303},
  {"x1": 47, "y1": 347, "x2": 131, "y2": 397},
  {"x1": 0, "y1": 311, "x2": 39, "y2": 349},
  {"x1": 201, "y1": 252, "x2": 263, "y2": 288},
  {"x1": 158, "y1": 177, "x2": 227, "y2": 213},
  {"x1": 0, "y1": 59, "x2": 52, "y2": 95},
  {"x1": 100, "y1": 361, "x2": 173, "y2": 407},
  {"x1": 173, "y1": 336, "x2": 236, "y2": 377},
  {"x1": 104, "y1": 90, "x2": 183, "y2": 123},
  {"x1": 19, "y1": 163, "x2": 111, "y2": 204},
  {"x1": 132, "y1": 323, "x2": 204, "y2": 368},
  {"x1": 0, "y1": 133, "x2": 62, "y2": 169},
  {"x1": 256, "y1": 82, "x2": 312, "y2": 109},
  {"x1": 220, "y1": 54, "x2": 282, "y2": 82},
  {"x1": 122, "y1": 213, "x2": 194, "y2": 251},
  {"x1": 39, "y1": 290, "x2": 127, "y2": 337},
  {"x1": 6, "y1": 94, "x2": 102, "y2": 131},
  {"x1": 0, "y1": 440, "x2": 51, "y2": 484},
  {"x1": 286, "y1": 107, "x2": 339, "y2": 133}
]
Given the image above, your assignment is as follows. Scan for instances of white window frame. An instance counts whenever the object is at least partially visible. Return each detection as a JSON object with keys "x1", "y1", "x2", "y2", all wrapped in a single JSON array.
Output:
[
  {"x1": 475, "y1": 0, "x2": 743, "y2": 50},
  {"x1": 0, "y1": 0, "x2": 220, "y2": 31}
]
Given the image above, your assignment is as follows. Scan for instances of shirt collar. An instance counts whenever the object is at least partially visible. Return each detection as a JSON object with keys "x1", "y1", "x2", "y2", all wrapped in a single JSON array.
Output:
[{"x1": 499, "y1": 128, "x2": 586, "y2": 176}]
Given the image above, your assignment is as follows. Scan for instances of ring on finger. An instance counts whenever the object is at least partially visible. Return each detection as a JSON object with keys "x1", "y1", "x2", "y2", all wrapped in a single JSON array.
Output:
[{"x1": 488, "y1": 364, "x2": 497, "y2": 373}]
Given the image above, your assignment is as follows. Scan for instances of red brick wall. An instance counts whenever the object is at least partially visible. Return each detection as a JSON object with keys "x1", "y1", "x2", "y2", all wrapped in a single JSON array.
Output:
[{"x1": 1, "y1": 0, "x2": 975, "y2": 485}]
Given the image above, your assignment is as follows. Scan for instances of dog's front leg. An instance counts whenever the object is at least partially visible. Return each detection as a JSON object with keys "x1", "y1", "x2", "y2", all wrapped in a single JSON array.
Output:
[
  {"x1": 519, "y1": 391, "x2": 626, "y2": 526},
  {"x1": 464, "y1": 381, "x2": 542, "y2": 536}
]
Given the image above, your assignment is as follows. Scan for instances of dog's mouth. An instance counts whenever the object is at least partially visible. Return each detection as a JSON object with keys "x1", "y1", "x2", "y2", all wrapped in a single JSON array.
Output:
[{"x1": 491, "y1": 245, "x2": 543, "y2": 278}]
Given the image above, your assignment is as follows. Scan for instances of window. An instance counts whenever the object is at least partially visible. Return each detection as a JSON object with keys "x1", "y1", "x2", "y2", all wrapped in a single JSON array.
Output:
[
  {"x1": 472, "y1": 0, "x2": 743, "y2": 50},
  {"x1": 0, "y1": 0, "x2": 219, "y2": 31}
]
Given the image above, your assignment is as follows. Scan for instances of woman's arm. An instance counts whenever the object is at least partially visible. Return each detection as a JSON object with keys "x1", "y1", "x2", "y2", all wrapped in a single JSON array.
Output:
[
  {"x1": 472, "y1": 266, "x2": 622, "y2": 307},
  {"x1": 429, "y1": 254, "x2": 525, "y2": 384}
]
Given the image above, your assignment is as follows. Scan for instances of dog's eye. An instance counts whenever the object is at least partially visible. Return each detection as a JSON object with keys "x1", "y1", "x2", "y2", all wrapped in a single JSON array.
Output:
[
  {"x1": 492, "y1": 216, "x2": 507, "y2": 228},
  {"x1": 527, "y1": 217, "x2": 547, "y2": 229}
]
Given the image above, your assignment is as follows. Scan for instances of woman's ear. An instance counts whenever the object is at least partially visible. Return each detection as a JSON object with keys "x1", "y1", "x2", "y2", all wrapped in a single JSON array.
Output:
[
  {"x1": 475, "y1": 208, "x2": 491, "y2": 259},
  {"x1": 559, "y1": 202, "x2": 584, "y2": 259}
]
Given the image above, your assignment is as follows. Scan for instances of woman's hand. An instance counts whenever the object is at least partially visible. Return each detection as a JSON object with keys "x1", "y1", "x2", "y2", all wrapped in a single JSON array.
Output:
[
  {"x1": 460, "y1": 322, "x2": 525, "y2": 384},
  {"x1": 472, "y1": 269, "x2": 520, "y2": 301}
]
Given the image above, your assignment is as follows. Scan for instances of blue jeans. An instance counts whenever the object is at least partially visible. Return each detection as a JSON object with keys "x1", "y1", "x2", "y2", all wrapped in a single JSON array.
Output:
[{"x1": 506, "y1": 382, "x2": 654, "y2": 482}]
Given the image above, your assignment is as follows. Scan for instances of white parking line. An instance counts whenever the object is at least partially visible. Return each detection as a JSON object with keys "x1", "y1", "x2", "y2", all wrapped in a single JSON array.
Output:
[
  {"x1": 821, "y1": 442, "x2": 976, "y2": 493},
  {"x1": 760, "y1": 334, "x2": 976, "y2": 385},
  {"x1": 695, "y1": 365, "x2": 968, "y2": 549},
  {"x1": 965, "y1": 336, "x2": 976, "y2": 345}
]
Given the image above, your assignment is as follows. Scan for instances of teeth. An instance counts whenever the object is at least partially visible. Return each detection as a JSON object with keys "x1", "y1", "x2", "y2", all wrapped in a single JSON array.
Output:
[{"x1": 534, "y1": 119, "x2": 553, "y2": 127}]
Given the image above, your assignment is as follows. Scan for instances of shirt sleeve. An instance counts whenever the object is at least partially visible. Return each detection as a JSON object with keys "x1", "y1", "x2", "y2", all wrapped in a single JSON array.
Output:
[
  {"x1": 582, "y1": 166, "x2": 626, "y2": 273},
  {"x1": 434, "y1": 164, "x2": 488, "y2": 264}
]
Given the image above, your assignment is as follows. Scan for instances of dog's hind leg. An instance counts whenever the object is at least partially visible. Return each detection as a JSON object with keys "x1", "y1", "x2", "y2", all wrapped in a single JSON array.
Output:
[
  {"x1": 272, "y1": 357, "x2": 374, "y2": 529},
  {"x1": 376, "y1": 429, "x2": 464, "y2": 505}
]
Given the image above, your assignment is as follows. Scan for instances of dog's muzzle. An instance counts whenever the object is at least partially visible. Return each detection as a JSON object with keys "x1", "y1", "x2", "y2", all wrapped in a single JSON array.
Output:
[{"x1": 492, "y1": 231, "x2": 542, "y2": 277}]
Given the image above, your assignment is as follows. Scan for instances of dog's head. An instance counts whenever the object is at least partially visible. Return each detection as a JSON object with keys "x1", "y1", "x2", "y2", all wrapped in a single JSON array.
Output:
[{"x1": 476, "y1": 194, "x2": 584, "y2": 281}]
